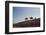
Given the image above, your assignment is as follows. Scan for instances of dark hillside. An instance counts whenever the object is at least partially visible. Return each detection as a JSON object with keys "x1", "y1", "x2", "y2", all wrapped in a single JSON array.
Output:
[{"x1": 13, "y1": 18, "x2": 40, "y2": 28}]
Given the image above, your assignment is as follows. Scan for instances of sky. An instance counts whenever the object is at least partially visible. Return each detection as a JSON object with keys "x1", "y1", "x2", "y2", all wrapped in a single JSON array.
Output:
[{"x1": 13, "y1": 7, "x2": 40, "y2": 23}]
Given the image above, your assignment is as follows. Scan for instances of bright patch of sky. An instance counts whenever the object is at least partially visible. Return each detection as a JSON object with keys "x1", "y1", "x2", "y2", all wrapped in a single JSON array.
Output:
[{"x1": 13, "y1": 7, "x2": 40, "y2": 23}]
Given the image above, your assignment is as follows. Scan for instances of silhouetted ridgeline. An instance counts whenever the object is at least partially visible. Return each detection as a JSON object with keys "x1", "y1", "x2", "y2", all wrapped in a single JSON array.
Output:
[{"x1": 13, "y1": 18, "x2": 40, "y2": 28}]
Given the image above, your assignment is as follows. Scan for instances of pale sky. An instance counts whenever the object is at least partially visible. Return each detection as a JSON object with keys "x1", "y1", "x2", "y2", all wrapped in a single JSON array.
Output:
[{"x1": 13, "y1": 7, "x2": 40, "y2": 23}]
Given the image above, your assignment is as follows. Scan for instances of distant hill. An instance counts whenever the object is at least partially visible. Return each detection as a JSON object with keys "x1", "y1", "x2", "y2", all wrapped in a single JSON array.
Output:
[{"x1": 13, "y1": 18, "x2": 40, "y2": 28}]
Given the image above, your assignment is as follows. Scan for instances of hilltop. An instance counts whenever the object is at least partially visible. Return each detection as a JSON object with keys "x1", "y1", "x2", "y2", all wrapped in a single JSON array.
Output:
[{"x1": 13, "y1": 18, "x2": 40, "y2": 28}]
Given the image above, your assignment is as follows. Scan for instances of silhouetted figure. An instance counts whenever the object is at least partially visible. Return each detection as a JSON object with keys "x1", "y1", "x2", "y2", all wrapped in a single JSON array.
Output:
[
  {"x1": 25, "y1": 17, "x2": 28, "y2": 21},
  {"x1": 35, "y1": 17, "x2": 36, "y2": 19},
  {"x1": 30, "y1": 17, "x2": 33, "y2": 20},
  {"x1": 34, "y1": 17, "x2": 36, "y2": 24}
]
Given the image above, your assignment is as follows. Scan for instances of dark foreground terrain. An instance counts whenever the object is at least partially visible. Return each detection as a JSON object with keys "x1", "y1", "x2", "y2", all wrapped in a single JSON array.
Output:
[{"x1": 13, "y1": 18, "x2": 40, "y2": 28}]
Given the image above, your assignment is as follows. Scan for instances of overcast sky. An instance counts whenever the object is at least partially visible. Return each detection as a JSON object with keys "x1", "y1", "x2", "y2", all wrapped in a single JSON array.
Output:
[{"x1": 13, "y1": 7, "x2": 40, "y2": 23}]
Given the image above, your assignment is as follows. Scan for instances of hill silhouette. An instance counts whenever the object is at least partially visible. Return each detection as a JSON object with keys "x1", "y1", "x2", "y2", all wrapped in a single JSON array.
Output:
[{"x1": 13, "y1": 18, "x2": 40, "y2": 28}]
